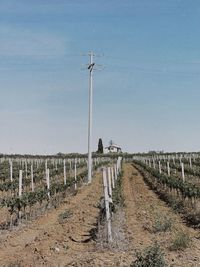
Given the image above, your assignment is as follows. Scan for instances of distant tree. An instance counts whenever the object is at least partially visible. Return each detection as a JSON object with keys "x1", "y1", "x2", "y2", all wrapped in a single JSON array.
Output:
[
  {"x1": 56, "y1": 152, "x2": 64, "y2": 157},
  {"x1": 97, "y1": 138, "x2": 104, "y2": 154}
]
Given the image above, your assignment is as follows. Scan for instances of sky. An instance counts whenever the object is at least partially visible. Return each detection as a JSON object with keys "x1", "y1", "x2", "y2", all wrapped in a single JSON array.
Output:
[{"x1": 0, "y1": 0, "x2": 200, "y2": 154}]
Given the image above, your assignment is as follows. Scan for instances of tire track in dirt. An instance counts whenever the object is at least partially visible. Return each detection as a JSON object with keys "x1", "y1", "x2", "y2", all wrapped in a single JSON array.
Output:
[{"x1": 122, "y1": 164, "x2": 153, "y2": 249}]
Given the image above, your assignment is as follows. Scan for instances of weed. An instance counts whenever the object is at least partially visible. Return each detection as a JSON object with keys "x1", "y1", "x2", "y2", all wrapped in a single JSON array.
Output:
[
  {"x1": 152, "y1": 215, "x2": 173, "y2": 233},
  {"x1": 58, "y1": 209, "x2": 73, "y2": 223},
  {"x1": 170, "y1": 231, "x2": 191, "y2": 251},
  {"x1": 131, "y1": 243, "x2": 167, "y2": 267}
]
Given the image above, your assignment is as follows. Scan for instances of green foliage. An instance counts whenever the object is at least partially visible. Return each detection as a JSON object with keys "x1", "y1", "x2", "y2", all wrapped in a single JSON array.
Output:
[
  {"x1": 97, "y1": 138, "x2": 104, "y2": 154},
  {"x1": 0, "y1": 156, "x2": 111, "y2": 227},
  {"x1": 0, "y1": 180, "x2": 18, "y2": 192},
  {"x1": 131, "y1": 243, "x2": 167, "y2": 267},
  {"x1": 152, "y1": 215, "x2": 173, "y2": 233},
  {"x1": 112, "y1": 171, "x2": 124, "y2": 207},
  {"x1": 133, "y1": 161, "x2": 200, "y2": 199},
  {"x1": 133, "y1": 161, "x2": 200, "y2": 226},
  {"x1": 58, "y1": 209, "x2": 73, "y2": 223},
  {"x1": 0, "y1": 158, "x2": 88, "y2": 191},
  {"x1": 1, "y1": 168, "x2": 88, "y2": 217},
  {"x1": 170, "y1": 231, "x2": 191, "y2": 251}
]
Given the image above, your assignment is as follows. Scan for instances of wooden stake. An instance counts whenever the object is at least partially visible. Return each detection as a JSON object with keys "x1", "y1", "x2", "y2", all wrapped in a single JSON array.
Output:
[
  {"x1": 46, "y1": 168, "x2": 50, "y2": 198},
  {"x1": 189, "y1": 156, "x2": 192, "y2": 169},
  {"x1": 74, "y1": 158, "x2": 77, "y2": 190},
  {"x1": 31, "y1": 164, "x2": 34, "y2": 192},
  {"x1": 111, "y1": 167, "x2": 115, "y2": 188},
  {"x1": 107, "y1": 167, "x2": 112, "y2": 197},
  {"x1": 181, "y1": 162, "x2": 185, "y2": 182},
  {"x1": 10, "y1": 160, "x2": 13, "y2": 182},
  {"x1": 103, "y1": 168, "x2": 112, "y2": 243},
  {"x1": 25, "y1": 160, "x2": 27, "y2": 179},
  {"x1": 153, "y1": 159, "x2": 156, "y2": 169},
  {"x1": 167, "y1": 162, "x2": 170, "y2": 176},
  {"x1": 19, "y1": 170, "x2": 23, "y2": 197},
  {"x1": 158, "y1": 161, "x2": 162, "y2": 174},
  {"x1": 64, "y1": 159, "x2": 67, "y2": 185}
]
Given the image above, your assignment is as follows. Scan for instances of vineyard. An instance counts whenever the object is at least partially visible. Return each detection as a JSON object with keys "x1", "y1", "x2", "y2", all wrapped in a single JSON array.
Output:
[
  {"x1": 130, "y1": 153, "x2": 200, "y2": 226},
  {"x1": 0, "y1": 156, "x2": 111, "y2": 229},
  {"x1": 1, "y1": 0, "x2": 199, "y2": 266},
  {"x1": 0, "y1": 154, "x2": 200, "y2": 266}
]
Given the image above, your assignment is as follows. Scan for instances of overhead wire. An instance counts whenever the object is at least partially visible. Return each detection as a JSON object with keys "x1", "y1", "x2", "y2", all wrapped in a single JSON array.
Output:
[{"x1": 0, "y1": 53, "x2": 200, "y2": 76}]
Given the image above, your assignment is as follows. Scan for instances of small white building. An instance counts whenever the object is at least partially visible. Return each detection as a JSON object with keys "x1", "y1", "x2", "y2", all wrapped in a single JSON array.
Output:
[{"x1": 105, "y1": 140, "x2": 122, "y2": 153}]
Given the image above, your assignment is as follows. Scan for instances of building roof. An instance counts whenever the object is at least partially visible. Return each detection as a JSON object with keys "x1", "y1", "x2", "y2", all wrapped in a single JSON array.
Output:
[{"x1": 105, "y1": 144, "x2": 121, "y2": 149}]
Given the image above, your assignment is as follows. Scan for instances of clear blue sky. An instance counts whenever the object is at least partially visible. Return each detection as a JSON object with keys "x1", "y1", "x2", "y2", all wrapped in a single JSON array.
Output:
[{"x1": 0, "y1": 0, "x2": 200, "y2": 154}]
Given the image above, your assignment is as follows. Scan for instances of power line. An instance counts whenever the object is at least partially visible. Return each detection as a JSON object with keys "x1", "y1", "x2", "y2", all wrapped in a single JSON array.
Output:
[{"x1": 105, "y1": 55, "x2": 200, "y2": 65}]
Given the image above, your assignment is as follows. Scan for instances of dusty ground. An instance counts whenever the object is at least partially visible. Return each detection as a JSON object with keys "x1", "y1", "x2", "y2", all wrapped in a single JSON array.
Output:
[
  {"x1": 123, "y1": 164, "x2": 200, "y2": 266},
  {"x1": 0, "y1": 164, "x2": 200, "y2": 266}
]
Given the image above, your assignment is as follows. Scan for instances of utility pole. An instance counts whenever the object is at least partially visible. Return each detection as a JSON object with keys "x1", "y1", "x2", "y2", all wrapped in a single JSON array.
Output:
[{"x1": 87, "y1": 51, "x2": 95, "y2": 183}]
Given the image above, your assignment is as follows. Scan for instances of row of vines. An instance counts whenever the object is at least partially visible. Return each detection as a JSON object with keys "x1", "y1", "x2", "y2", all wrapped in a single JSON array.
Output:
[
  {"x1": 129, "y1": 155, "x2": 200, "y2": 227},
  {"x1": 0, "y1": 156, "x2": 111, "y2": 230}
]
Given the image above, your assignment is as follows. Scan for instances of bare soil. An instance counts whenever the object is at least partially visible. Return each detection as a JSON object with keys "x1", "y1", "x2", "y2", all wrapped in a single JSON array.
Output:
[
  {"x1": 0, "y1": 164, "x2": 200, "y2": 266},
  {"x1": 123, "y1": 164, "x2": 200, "y2": 266}
]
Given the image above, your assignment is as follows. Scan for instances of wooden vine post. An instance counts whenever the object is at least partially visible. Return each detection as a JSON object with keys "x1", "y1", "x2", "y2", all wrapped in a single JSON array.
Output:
[
  {"x1": 102, "y1": 167, "x2": 112, "y2": 243},
  {"x1": 25, "y1": 160, "x2": 28, "y2": 179},
  {"x1": 64, "y1": 159, "x2": 67, "y2": 186},
  {"x1": 45, "y1": 159, "x2": 48, "y2": 175},
  {"x1": 10, "y1": 160, "x2": 13, "y2": 182},
  {"x1": 158, "y1": 161, "x2": 162, "y2": 174},
  {"x1": 74, "y1": 158, "x2": 77, "y2": 190},
  {"x1": 114, "y1": 164, "x2": 117, "y2": 181},
  {"x1": 18, "y1": 170, "x2": 23, "y2": 222},
  {"x1": 55, "y1": 160, "x2": 58, "y2": 171},
  {"x1": 148, "y1": 159, "x2": 151, "y2": 167},
  {"x1": 181, "y1": 162, "x2": 185, "y2": 182},
  {"x1": 111, "y1": 166, "x2": 115, "y2": 189},
  {"x1": 69, "y1": 159, "x2": 72, "y2": 171},
  {"x1": 107, "y1": 167, "x2": 112, "y2": 198},
  {"x1": 167, "y1": 161, "x2": 170, "y2": 176},
  {"x1": 19, "y1": 170, "x2": 23, "y2": 197},
  {"x1": 153, "y1": 159, "x2": 156, "y2": 169},
  {"x1": 31, "y1": 164, "x2": 34, "y2": 192},
  {"x1": 46, "y1": 168, "x2": 50, "y2": 198},
  {"x1": 189, "y1": 156, "x2": 192, "y2": 169}
]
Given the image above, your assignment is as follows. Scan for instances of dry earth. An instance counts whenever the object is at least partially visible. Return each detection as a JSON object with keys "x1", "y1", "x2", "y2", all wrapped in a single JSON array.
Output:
[
  {"x1": 0, "y1": 164, "x2": 200, "y2": 266},
  {"x1": 123, "y1": 164, "x2": 200, "y2": 266}
]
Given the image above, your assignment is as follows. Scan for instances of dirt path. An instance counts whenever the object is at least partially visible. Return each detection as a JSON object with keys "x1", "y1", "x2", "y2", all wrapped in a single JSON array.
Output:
[
  {"x1": 0, "y1": 172, "x2": 104, "y2": 267},
  {"x1": 1, "y1": 164, "x2": 200, "y2": 267},
  {"x1": 0, "y1": 168, "x2": 132, "y2": 267},
  {"x1": 123, "y1": 163, "x2": 200, "y2": 266}
]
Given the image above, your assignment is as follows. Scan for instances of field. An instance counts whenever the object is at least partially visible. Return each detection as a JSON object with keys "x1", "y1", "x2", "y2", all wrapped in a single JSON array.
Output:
[
  {"x1": 0, "y1": 154, "x2": 200, "y2": 266},
  {"x1": 2, "y1": 1, "x2": 199, "y2": 266}
]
